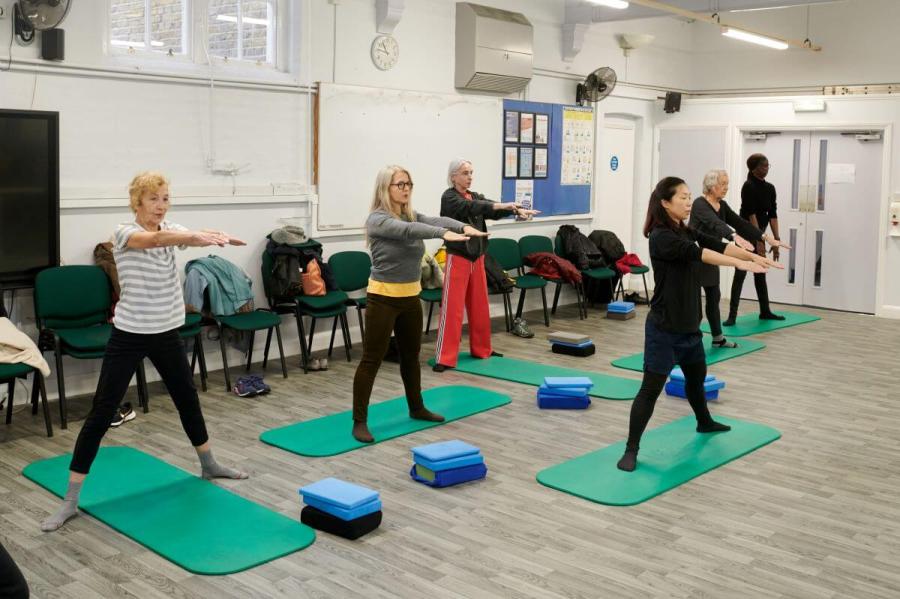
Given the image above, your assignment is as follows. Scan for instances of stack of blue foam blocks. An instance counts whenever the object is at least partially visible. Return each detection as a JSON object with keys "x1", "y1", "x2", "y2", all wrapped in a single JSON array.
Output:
[
  {"x1": 664, "y1": 367, "x2": 725, "y2": 401},
  {"x1": 537, "y1": 376, "x2": 592, "y2": 409},
  {"x1": 607, "y1": 300, "x2": 636, "y2": 320},
  {"x1": 410, "y1": 440, "x2": 487, "y2": 488},
  {"x1": 299, "y1": 477, "x2": 382, "y2": 539}
]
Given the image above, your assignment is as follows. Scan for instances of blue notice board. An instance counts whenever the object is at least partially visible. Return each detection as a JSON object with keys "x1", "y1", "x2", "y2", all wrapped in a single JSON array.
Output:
[{"x1": 501, "y1": 99, "x2": 592, "y2": 216}]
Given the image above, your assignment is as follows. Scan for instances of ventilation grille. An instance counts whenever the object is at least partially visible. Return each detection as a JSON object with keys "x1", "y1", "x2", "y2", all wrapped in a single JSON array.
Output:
[{"x1": 464, "y1": 73, "x2": 530, "y2": 94}]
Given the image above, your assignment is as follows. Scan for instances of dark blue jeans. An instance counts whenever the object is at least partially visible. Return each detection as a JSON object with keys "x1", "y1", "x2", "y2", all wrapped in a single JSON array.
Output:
[{"x1": 70, "y1": 327, "x2": 208, "y2": 474}]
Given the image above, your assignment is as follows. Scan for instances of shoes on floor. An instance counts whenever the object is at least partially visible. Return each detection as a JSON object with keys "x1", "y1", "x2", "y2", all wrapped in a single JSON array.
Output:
[
  {"x1": 233, "y1": 378, "x2": 259, "y2": 397},
  {"x1": 511, "y1": 318, "x2": 534, "y2": 339},
  {"x1": 110, "y1": 402, "x2": 136, "y2": 427},
  {"x1": 245, "y1": 374, "x2": 271, "y2": 394}
]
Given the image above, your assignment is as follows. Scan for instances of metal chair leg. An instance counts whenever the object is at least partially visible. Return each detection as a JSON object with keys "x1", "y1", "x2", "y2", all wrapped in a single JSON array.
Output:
[
  {"x1": 541, "y1": 287, "x2": 550, "y2": 326},
  {"x1": 136, "y1": 360, "x2": 149, "y2": 413},
  {"x1": 37, "y1": 373, "x2": 52, "y2": 437},
  {"x1": 246, "y1": 330, "x2": 255, "y2": 371},
  {"x1": 53, "y1": 342, "x2": 67, "y2": 430},
  {"x1": 218, "y1": 324, "x2": 232, "y2": 391},
  {"x1": 274, "y1": 325, "x2": 288, "y2": 378},
  {"x1": 262, "y1": 328, "x2": 273, "y2": 371},
  {"x1": 551, "y1": 283, "x2": 562, "y2": 315},
  {"x1": 516, "y1": 288, "x2": 527, "y2": 319},
  {"x1": 294, "y1": 310, "x2": 310, "y2": 374},
  {"x1": 641, "y1": 272, "x2": 650, "y2": 305},
  {"x1": 308, "y1": 318, "x2": 318, "y2": 357},
  {"x1": 5, "y1": 380, "x2": 14, "y2": 425},
  {"x1": 341, "y1": 313, "x2": 351, "y2": 362},
  {"x1": 357, "y1": 306, "x2": 365, "y2": 348},
  {"x1": 195, "y1": 333, "x2": 208, "y2": 392},
  {"x1": 328, "y1": 317, "x2": 338, "y2": 358}
]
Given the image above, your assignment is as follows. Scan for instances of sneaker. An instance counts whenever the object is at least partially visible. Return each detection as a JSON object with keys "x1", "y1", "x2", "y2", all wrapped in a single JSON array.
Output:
[
  {"x1": 319, "y1": 358, "x2": 328, "y2": 371},
  {"x1": 246, "y1": 375, "x2": 271, "y2": 395},
  {"x1": 232, "y1": 377, "x2": 258, "y2": 397},
  {"x1": 711, "y1": 337, "x2": 738, "y2": 349},
  {"x1": 110, "y1": 402, "x2": 136, "y2": 427},
  {"x1": 307, "y1": 358, "x2": 321, "y2": 371},
  {"x1": 511, "y1": 318, "x2": 534, "y2": 339}
]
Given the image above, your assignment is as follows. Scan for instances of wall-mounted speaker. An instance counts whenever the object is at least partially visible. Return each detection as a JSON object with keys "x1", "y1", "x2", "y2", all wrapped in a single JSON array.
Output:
[
  {"x1": 41, "y1": 29, "x2": 65, "y2": 61},
  {"x1": 664, "y1": 91, "x2": 681, "y2": 114}
]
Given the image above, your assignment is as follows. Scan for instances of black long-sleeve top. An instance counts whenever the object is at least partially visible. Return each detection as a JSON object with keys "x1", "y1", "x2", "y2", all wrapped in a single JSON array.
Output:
[
  {"x1": 648, "y1": 225, "x2": 727, "y2": 334},
  {"x1": 440, "y1": 187, "x2": 515, "y2": 260},
  {"x1": 740, "y1": 175, "x2": 778, "y2": 233},
  {"x1": 689, "y1": 196, "x2": 764, "y2": 287}
]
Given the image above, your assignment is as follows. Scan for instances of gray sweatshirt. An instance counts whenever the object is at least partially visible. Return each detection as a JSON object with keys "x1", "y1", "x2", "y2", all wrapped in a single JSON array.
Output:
[{"x1": 366, "y1": 209, "x2": 465, "y2": 283}]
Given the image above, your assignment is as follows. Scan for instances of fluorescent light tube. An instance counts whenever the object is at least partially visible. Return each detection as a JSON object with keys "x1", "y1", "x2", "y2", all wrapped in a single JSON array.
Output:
[
  {"x1": 722, "y1": 27, "x2": 789, "y2": 50},
  {"x1": 589, "y1": 0, "x2": 629, "y2": 9}
]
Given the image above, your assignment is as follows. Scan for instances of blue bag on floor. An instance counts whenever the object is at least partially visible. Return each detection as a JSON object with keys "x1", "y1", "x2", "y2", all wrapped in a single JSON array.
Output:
[{"x1": 410, "y1": 463, "x2": 488, "y2": 488}]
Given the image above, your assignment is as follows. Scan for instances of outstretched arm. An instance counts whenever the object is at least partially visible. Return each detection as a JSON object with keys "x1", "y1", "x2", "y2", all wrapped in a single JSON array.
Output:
[{"x1": 126, "y1": 229, "x2": 245, "y2": 249}]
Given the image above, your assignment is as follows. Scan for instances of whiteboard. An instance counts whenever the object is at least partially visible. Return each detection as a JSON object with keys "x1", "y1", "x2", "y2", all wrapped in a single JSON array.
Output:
[
  {"x1": 317, "y1": 83, "x2": 502, "y2": 231},
  {"x1": 657, "y1": 127, "x2": 729, "y2": 197}
]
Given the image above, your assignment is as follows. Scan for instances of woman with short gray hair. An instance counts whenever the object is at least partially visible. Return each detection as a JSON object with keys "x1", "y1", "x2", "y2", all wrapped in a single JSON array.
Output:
[{"x1": 689, "y1": 169, "x2": 787, "y2": 346}]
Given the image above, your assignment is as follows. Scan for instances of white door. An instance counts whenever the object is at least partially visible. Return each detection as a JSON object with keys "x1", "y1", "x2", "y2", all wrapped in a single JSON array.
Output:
[
  {"x1": 739, "y1": 130, "x2": 882, "y2": 313},
  {"x1": 596, "y1": 119, "x2": 635, "y2": 251}
]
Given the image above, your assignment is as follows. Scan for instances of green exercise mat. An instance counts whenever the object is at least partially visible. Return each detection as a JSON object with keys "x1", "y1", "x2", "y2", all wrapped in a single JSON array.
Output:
[
  {"x1": 701, "y1": 311, "x2": 820, "y2": 337},
  {"x1": 427, "y1": 353, "x2": 640, "y2": 400},
  {"x1": 23, "y1": 447, "x2": 314, "y2": 575},
  {"x1": 536, "y1": 416, "x2": 780, "y2": 506},
  {"x1": 611, "y1": 336, "x2": 766, "y2": 372},
  {"x1": 260, "y1": 385, "x2": 510, "y2": 457}
]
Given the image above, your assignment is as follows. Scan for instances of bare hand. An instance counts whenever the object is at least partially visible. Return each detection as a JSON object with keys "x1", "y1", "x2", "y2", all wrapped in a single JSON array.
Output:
[
  {"x1": 463, "y1": 225, "x2": 489, "y2": 238},
  {"x1": 769, "y1": 238, "x2": 791, "y2": 250},
  {"x1": 732, "y1": 234, "x2": 755, "y2": 251},
  {"x1": 516, "y1": 207, "x2": 541, "y2": 217},
  {"x1": 227, "y1": 237, "x2": 247, "y2": 246},
  {"x1": 739, "y1": 260, "x2": 767, "y2": 274},
  {"x1": 771, "y1": 247, "x2": 780, "y2": 262},
  {"x1": 192, "y1": 231, "x2": 230, "y2": 247},
  {"x1": 443, "y1": 231, "x2": 470, "y2": 242},
  {"x1": 753, "y1": 254, "x2": 784, "y2": 270},
  {"x1": 756, "y1": 242, "x2": 766, "y2": 257}
]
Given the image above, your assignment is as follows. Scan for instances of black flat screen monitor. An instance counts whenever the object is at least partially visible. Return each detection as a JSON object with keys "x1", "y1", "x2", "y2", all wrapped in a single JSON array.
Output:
[{"x1": 0, "y1": 109, "x2": 60, "y2": 288}]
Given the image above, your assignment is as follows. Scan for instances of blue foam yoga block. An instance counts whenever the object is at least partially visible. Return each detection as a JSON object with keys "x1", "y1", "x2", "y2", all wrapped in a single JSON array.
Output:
[
  {"x1": 543, "y1": 376, "x2": 593, "y2": 389},
  {"x1": 299, "y1": 477, "x2": 379, "y2": 510},
  {"x1": 669, "y1": 367, "x2": 716, "y2": 383},
  {"x1": 607, "y1": 301, "x2": 635, "y2": 313},
  {"x1": 411, "y1": 440, "x2": 480, "y2": 463},
  {"x1": 409, "y1": 463, "x2": 488, "y2": 488},
  {"x1": 665, "y1": 380, "x2": 724, "y2": 401},
  {"x1": 538, "y1": 383, "x2": 589, "y2": 398},
  {"x1": 303, "y1": 495, "x2": 382, "y2": 521},
  {"x1": 537, "y1": 395, "x2": 591, "y2": 409},
  {"x1": 414, "y1": 452, "x2": 484, "y2": 472},
  {"x1": 548, "y1": 339, "x2": 594, "y2": 349}
]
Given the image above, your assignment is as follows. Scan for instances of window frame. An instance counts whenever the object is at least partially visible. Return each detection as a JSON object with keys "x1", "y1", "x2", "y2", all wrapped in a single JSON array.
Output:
[{"x1": 106, "y1": 0, "x2": 193, "y2": 62}]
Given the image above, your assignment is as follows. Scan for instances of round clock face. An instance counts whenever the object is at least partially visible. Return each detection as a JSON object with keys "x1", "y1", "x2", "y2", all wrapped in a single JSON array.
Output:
[{"x1": 371, "y1": 35, "x2": 399, "y2": 71}]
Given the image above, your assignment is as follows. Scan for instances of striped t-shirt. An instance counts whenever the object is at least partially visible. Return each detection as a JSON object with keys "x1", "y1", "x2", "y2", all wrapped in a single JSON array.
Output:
[{"x1": 112, "y1": 220, "x2": 188, "y2": 334}]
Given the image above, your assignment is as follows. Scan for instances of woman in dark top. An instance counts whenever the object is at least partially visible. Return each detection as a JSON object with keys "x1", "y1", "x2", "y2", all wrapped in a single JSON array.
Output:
[
  {"x1": 725, "y1": 154, "x2": 786, "y2": 325},
  {"x1": 617, "y1": 177, "x2": 781, "y2": 472},
  {"x1": 432, "y1": 158, "x2": 538, "y2": 372},
  {"x1": 690, "y1": 169, "x2": 789, "y2": 348}
]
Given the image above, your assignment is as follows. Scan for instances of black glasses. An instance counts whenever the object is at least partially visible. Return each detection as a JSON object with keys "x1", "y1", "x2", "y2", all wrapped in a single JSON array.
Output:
[{"x1": 390, "y1": 182, "x2": 414, "y2": 190}]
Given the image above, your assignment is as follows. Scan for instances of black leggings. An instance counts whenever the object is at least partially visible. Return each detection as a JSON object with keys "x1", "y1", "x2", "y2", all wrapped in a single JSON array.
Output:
[
  {"x1": 625, "y1": 361, "x2": 715, "y2": 451},
  {"x1": 0, "y1": 542, "x2": 28, "y2": 599},
  {"x1": 703, "y1": 285, "x2": 723, "y2": 337},
  {"x1": 70, "y1": 327, "x2": 209, "y2": 474},
  {"x1": 729, "y1": 268, "x2": 771, "y2": 316}
]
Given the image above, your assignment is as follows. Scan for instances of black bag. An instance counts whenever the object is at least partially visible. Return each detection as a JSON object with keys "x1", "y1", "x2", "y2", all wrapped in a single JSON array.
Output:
[
  {"x1": 588, "y1": 230, "x2": 626, "y2": 265},
  {"x1": 484, "y1": 254, "x2": 514, "y2": 293},
  {"x1": 558, "y1": 225, "x2": 605, "y2": 270}
]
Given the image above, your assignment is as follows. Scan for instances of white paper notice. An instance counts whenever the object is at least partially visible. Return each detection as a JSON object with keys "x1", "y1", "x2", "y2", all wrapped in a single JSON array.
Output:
[
  {"x1": 561, "y1": 107, "x2": 593, "y2": 186},
  {"x1": 515, "y1": 179, "x2": 533, "y2": 210},
  {"x1": 826, "y1": 163, "x2": 856, "y2": 184}
]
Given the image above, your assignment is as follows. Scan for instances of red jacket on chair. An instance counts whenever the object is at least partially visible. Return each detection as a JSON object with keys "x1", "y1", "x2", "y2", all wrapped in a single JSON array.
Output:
[{"x1": 524, "y1": 252, "x2": 582, "y2": 285}]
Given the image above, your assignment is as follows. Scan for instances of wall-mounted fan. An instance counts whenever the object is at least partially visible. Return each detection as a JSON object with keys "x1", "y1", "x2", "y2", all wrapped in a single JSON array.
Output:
[
  {"x1": 14, "y1": 0, "x2": 72, "y2": 45},
  {"x1": 576, "y1": 67, "x2": 617, "y2": 106}
]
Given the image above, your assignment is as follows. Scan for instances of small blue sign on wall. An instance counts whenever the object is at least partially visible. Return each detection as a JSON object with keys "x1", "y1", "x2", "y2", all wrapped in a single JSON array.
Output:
[{"x1": 610, "y1": 156, "x2": 619, "y2": 171}]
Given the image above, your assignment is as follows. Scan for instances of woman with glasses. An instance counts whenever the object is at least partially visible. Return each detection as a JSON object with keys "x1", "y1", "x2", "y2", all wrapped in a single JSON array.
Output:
[
  {"x1": 432, "y1": 158, "x2": 539, "y2": 372},
  {"x1": 351, "y1": 165, "x2": 488, "y2": 443}
]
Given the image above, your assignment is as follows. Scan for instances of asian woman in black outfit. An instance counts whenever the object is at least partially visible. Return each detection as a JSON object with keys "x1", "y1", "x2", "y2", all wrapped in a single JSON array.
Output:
[{"x1": 617, "y1": 177, "x2": 782, "y2": 472}]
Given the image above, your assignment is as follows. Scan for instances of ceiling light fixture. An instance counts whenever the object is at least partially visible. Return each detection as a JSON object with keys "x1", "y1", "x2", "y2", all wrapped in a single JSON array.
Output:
[
  {"x1": 589, "y1": 0, "x2": 630, "y2": 9},
  {"x1": 722, "y1": 27, "x2": 789, "y2": 50}
]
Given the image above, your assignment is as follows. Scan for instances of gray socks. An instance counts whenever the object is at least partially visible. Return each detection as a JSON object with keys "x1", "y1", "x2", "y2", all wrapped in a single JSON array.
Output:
[
  {"x1": 40, "y1": 480, "x2": 83, "y2": 532},
  {"x1": 199, "y1": 449, "x2": 248, "y2": 480}
]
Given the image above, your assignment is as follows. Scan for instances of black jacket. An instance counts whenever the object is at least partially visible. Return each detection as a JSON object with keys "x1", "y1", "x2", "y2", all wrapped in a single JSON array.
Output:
[
  {"x1": 440, "y1": 187, "x2": 514, "y2": 260},
  {"x1": 740, "y1": 175, "x2": 778, "y2": 233},
  {"x1": 689, "y1": 197, "x2": 763, "y2": 287}
]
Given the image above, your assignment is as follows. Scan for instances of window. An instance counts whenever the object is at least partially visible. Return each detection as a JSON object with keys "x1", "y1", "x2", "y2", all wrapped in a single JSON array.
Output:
[
  {"x1": 110, "y1": 0, "x2": 188, "y2": 55},
  {"x1": 208, "y1": 0, "x2": 277, "y2": 65}
]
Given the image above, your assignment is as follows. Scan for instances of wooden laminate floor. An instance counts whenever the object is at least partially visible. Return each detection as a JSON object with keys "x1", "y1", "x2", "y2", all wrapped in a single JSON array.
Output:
[{"x1": 1, "y1": 301, "x2": 898, "y2": 598}]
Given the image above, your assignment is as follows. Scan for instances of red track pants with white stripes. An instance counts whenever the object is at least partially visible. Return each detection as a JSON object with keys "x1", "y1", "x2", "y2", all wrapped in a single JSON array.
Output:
[{"x1": 434, "y1": 253, "x2": 493, "y2": 367}]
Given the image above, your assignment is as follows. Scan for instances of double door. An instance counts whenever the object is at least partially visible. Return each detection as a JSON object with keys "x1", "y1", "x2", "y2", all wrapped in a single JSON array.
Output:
[{"x1": 740, "y1": 131, "x2": 882, "y2": 313}]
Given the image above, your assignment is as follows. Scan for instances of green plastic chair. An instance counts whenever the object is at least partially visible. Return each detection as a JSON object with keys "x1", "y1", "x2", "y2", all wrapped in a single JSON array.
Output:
[
  {"x1": 519, "y1": 235, "x2": 585, "y2": 323},
  {"x1": 215, "y1": 309, "x2": 288, "y2": 392},
  {"x1": 261, "y1": 241, "x2": 351, "y2": 373},
  {"x1": 615, "y1": 264, "x2": 651, "y2": 304},
  {"x1": 419, "y1": 287, "x2": 443, "y2": 334},
  {"x1": 34, "y1": 265, "x2": 148, "y2": 429},
  {"x1": 0, "y1": 301, "x2": 52, "y2": 437},
  {"x1": 486, "y1": 238, "x2": 547, "y2": 328},
  {"x1": 327, "y1": 251, "x2": 371, "y2": 344},
  {"x1": 554, "y1": 234, "x2": 617, "y2": 316}
]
